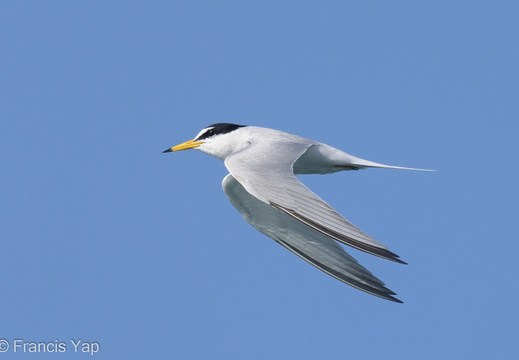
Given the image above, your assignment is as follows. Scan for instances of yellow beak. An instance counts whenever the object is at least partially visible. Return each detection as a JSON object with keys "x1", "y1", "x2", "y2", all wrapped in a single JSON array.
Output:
[{"x1": 163, "y1": 139, "x2": 204, "y2": 153}]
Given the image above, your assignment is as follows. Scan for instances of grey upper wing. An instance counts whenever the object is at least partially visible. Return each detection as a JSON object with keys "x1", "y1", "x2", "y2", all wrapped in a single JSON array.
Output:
[
  {"x1": 222, "y1": 174, "x2": 402, "y2": 302},
  {"x1": 224, "y1": 139, "x2": 406, "y2": 264}
]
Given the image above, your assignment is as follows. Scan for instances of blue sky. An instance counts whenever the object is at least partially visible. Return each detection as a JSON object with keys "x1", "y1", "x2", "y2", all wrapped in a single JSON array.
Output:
[{"x1": 1, "y1": 1, "x2": 518, "y2": 359}]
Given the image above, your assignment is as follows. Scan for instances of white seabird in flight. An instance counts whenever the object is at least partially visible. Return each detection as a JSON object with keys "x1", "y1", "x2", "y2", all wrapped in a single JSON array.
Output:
[{"x1": 164, "y1": 123, "x2": 431, "y2": 303}]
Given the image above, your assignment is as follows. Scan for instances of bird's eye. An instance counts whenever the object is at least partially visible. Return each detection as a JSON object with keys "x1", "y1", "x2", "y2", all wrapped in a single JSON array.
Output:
[{"x1": 195, "y1": 128, "x2": 215, "y2": 141}]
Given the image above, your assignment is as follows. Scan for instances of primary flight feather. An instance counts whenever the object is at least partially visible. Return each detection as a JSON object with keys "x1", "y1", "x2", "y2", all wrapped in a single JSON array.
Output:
[{"x1": 164, "y1": 123, "x2": 431, "y2": 303}]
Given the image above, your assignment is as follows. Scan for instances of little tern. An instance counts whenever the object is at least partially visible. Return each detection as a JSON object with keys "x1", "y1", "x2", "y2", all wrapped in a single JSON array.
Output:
[{"x1": 164, "y1": 123, "x2": 431, "y2": 303}]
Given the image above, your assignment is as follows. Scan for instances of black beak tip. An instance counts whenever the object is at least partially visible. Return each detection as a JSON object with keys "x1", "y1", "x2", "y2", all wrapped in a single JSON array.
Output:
[{"x1": 163, "y1": 148, "x2": 173, "y2": 153}]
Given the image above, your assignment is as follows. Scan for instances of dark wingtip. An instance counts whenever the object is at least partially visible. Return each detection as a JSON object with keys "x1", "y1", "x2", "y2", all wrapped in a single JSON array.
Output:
[
  {"x1": 393, "y1": 257, "x2": 408, "y2": 265},
  {"x1": 163, "y1": 148, "x2": 173, "y2": 153},
  {"x1": 270, "y1": 200, "x2": 409, "y2": 266},
  {"x1": 383, "y1": 290, "x2": 404, "y2": 303}
]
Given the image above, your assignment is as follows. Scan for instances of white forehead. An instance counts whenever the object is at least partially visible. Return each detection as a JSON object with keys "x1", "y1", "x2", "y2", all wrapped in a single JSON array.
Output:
[{"x1": 194, "y1": 126, "x2": 214, "y2": 139}]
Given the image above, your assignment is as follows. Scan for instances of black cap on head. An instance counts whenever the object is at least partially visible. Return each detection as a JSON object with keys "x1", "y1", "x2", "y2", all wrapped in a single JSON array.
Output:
[{"x1": 195, "y1": 123, "x2": 247, "y2": 141}]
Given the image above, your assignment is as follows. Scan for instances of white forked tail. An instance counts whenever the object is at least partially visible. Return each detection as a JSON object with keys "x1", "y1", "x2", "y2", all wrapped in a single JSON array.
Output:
[{"x1": 350, "y1": 157, "x2": 435, "y2": 172}]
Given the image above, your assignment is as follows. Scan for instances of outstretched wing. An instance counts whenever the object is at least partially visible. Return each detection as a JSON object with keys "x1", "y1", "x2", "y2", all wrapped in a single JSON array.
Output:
[
  {"x1": 224, "y1": 139, "x2": 406, "y2": 264},
  {"x1": 222, "y1": 174, "x2": 402, "y2": 302}
]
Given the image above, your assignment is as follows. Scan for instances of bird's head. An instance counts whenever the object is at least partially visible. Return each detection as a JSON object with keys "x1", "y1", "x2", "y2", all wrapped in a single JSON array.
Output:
[{"x1": 163, "y1": 123, "x2": 248, "y2": 160}]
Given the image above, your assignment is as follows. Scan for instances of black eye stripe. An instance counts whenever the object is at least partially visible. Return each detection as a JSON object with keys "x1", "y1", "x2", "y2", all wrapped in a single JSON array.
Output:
[{"x1": 195, "y1": 123, "x2": 246, "y2": 141}]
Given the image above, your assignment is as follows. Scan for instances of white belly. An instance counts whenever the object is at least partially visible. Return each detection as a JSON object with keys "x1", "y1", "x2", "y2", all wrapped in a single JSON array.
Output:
[{"x1": 292, "y1": 144, "x2": 360, "y2": 174}]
